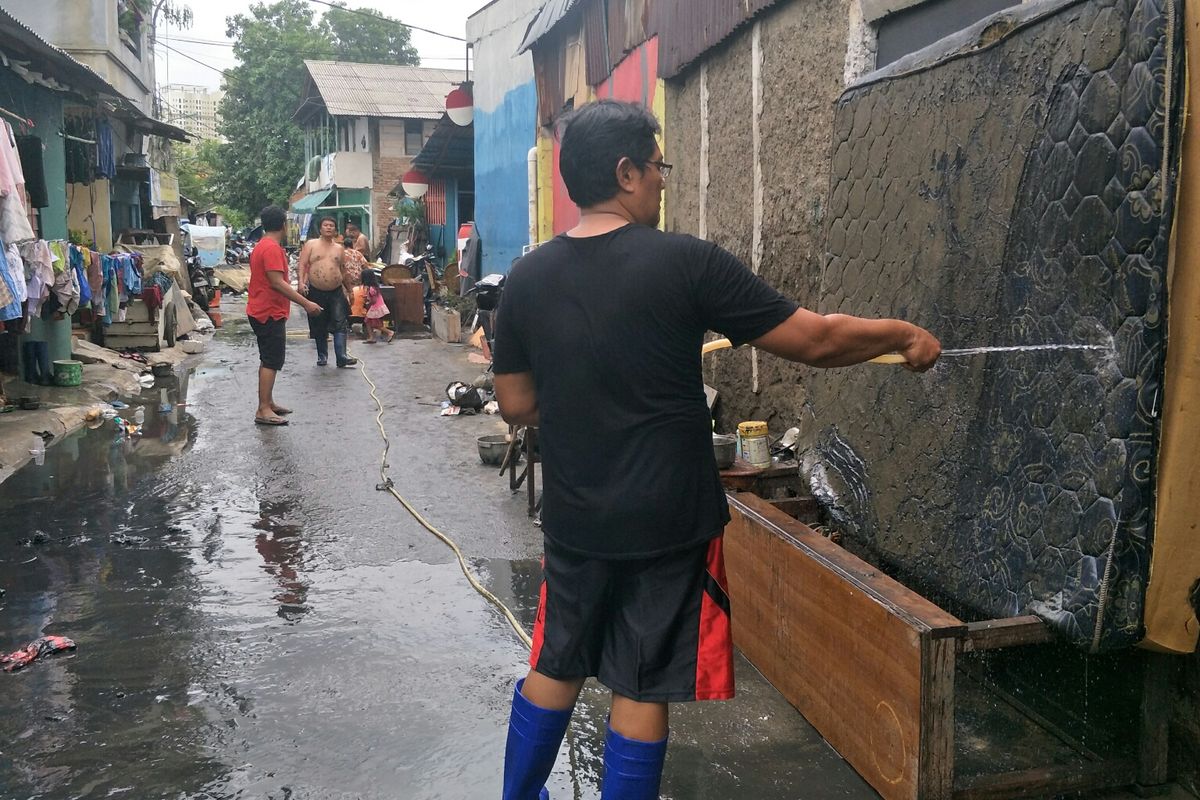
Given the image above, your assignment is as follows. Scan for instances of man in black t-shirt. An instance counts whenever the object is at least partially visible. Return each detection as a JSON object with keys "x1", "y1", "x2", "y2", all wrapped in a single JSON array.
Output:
[{"x1": 493, "y1": 100, "x2": 940, "y2": 800}]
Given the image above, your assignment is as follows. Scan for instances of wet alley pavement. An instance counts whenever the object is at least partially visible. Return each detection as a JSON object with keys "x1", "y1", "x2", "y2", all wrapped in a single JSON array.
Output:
[{"x1": 0, "y1": 301, "x2": 877, "y2": 799}]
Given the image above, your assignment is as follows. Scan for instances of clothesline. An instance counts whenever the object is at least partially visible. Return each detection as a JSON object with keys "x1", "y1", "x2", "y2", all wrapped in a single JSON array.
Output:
[
  {"x1": 62, "y1": 133, "x2": 96, "y2": 145},
  {"x1": 0, "y1": 105, "x2": 33, "y2": 128}
]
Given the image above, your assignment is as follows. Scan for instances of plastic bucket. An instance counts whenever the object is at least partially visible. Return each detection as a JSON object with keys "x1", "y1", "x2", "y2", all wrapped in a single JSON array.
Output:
[{"x1": 53, "y1": 359, "x2": 83, "y2": 387}]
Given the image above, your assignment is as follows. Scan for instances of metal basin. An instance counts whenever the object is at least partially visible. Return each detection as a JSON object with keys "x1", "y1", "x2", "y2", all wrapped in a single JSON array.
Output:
[
  {"x1": 713, "y1": 434, "x2": 737, "y2": 469},
  {"x1": 477, "y1": 434, "x2": 519, "y2": 466}
]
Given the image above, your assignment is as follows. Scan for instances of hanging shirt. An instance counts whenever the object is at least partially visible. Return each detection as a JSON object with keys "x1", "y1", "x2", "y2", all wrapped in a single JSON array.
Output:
[
  {"x1": 19, "y1": 240, "x2": 54, "y2": 318},
  {"x1": 70, "y1": 245, "x2": 91, "y2": 305},
  {"x1": 120, "y1": 254, "x2": 142, "y2": 296}
]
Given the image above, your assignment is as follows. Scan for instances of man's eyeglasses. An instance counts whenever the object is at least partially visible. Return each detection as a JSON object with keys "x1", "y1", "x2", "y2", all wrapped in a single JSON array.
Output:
[{"x1": 646, "y1": 160, "x2": 672, "y2": 179}]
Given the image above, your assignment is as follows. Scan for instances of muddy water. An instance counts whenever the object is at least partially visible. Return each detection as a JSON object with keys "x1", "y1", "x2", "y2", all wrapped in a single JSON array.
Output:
[
  {"x1": 0, "y1": 313, "x2": 876, "y2": 800},
  {"x1": 0, "y1": 378, "x2": 531, "y2": 797}
]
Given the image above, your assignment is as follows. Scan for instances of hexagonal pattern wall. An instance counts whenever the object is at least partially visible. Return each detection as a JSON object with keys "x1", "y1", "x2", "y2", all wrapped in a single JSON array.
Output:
[{"x1": 807, "y1": 0, "x2": 1181, "y2": 650}]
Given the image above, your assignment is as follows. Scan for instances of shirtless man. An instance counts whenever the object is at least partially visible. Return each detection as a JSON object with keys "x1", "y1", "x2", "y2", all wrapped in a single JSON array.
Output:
[
  {"x1": 345, "y1": 222, "x2": 370, "y2": 259},
  {"x1": 299, "y1": 216, "x2": 358, "y2": 367}
]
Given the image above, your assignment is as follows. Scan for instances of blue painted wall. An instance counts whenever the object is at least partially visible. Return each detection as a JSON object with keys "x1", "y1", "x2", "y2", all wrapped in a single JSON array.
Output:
[{"x1": 473, "y1": 81, "x2": 537, "y2": 275}]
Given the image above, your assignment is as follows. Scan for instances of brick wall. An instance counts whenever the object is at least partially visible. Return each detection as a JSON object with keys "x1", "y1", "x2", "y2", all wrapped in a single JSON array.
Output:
[{"x1": 372, "y1": 154, "x2": 413, "y2": 252}]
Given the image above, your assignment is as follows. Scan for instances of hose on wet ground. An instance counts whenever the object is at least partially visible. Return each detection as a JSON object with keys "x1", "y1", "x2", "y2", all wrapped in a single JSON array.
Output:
[{"x1": 357, "y1": 356, "x2": 534, "y2": 650}]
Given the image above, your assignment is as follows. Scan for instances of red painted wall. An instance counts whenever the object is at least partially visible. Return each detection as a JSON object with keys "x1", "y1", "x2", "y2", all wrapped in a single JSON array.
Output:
[{"x1": 549, "y1": 37, "x2": 660, "y2": 236}]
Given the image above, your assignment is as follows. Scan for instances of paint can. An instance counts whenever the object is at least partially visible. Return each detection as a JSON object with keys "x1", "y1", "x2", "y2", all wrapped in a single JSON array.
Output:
[
  {"x1": 737, "y1": 421, "x2": 771, "y2": 469},
  {"x1": 52, "y1": 359, "x2": 83, "y2": 387}
]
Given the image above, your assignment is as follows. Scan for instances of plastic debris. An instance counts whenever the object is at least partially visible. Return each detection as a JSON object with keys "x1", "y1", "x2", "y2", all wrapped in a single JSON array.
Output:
[{"x1": 1, "y1": 635, "x2": 76, "y2": 672}]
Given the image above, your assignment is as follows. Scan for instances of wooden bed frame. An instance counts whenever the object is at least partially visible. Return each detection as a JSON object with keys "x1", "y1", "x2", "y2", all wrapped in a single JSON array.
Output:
[{"x1": 723, "y1": 493, "x2": 1170, "y2": 800}]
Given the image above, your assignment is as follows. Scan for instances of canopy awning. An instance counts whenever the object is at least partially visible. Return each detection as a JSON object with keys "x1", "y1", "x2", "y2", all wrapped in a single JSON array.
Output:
[{"x1": 290, "y1": 188, "x2": 333, "y2": 214}]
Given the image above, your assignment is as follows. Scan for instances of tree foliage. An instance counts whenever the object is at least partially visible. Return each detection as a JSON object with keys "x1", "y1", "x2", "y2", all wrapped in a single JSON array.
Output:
[
  {"x1": 173, "y1": 139, "x2": 221, "y2": 209},
  {"x1": 215, "y1": 0, "x2": 419, "y2": 218}
]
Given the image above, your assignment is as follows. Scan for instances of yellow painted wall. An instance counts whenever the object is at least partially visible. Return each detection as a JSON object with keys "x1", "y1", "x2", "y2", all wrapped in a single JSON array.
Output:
[
  {"x1": 66, "y1": 179, "x2": 113, "y2": 251},
  {"x1": 1144, "y1": 4, "x2": 1200, "y2": 655},
  {"x1": 536, "y1": 131, "x2": 554, "y2": 244}
]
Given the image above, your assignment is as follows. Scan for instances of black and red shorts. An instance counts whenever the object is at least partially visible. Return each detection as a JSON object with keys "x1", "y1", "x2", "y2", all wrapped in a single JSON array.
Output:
[{"x1": 528, "y1": 536, "x2": 734, "y2": 703}]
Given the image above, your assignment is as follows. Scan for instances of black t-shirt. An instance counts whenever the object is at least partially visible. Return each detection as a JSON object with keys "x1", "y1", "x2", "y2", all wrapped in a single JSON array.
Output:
[{"x1": 493, "y1": 225, "x2": 798, "y2": 559}]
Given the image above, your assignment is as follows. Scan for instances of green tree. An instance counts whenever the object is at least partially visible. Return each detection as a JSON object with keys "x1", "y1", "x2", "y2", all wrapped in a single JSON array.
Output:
[
  {"x1": 215, "y1": 0, "x2": 419, "y2": 218},
  {"x1": 173, "y1": 138, "x2": 223, "y2": 209}
]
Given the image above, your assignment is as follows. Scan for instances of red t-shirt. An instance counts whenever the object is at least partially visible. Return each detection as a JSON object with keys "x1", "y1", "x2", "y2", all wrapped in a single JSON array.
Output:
[{"x1": 246, "y1": 237, "x2": 292, "y2": 322}]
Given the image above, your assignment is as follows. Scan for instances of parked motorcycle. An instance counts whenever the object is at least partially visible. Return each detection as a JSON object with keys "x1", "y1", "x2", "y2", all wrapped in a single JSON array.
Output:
[
  {"x1": 186, "y1": 246, "x2": 216, "y2": 310},
  {"x1": 466, "y1": 272, "x2": 505, "y2": 355},
  {"x1": 405, "y1": 244, "x2": 442, "y2": 323},
  {"x1": 225, "y1": 236, "x2": 251, "y2": 265}
]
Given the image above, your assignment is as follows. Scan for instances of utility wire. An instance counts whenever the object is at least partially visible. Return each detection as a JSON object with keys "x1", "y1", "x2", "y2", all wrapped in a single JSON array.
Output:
[
  {"x1": 304, "y1": 0, "x2": 466, "y2": 42},
  {"x1": 158, "y1": 35, "x2": 469, "y2": 62},
  {"x1": 159, "y1": 40, "x2": 233, "y2": 78}
]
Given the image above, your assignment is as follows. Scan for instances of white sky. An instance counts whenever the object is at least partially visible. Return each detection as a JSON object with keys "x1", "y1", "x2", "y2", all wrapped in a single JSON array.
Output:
[{"x1": 154, "y1": 0, "x2": 482, "y2": 91}]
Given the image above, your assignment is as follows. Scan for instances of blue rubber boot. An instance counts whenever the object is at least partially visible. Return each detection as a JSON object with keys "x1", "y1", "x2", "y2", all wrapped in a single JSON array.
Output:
[
  {"x1": 502, "y1": 679, "x2": 572, "y2": 800},
  {"x1": 315, "y1": 336, "x2": 328, "y2": 366},
  {"x1": 600, "y1": 724, "x2": 668, "y2": 800}
]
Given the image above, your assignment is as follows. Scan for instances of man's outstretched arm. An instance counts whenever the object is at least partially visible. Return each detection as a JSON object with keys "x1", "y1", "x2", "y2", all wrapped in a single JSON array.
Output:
[{"x1": 751, "y1": 308, "x2": 941, "y2": 370}]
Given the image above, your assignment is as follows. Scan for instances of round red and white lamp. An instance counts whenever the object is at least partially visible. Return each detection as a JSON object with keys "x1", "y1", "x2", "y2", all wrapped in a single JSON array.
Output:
[
  {"x1": 401, "y1": 169, "x2": 429, "y2": 199},
  {"x1": 445, "y1": 85, "x2": 473, "y2": 127}
]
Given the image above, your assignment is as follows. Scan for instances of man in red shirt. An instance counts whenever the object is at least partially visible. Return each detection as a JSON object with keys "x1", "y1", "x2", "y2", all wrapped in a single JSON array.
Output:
[{"x1": 247, "y1": 205, "x2": 322, "y2": 426}]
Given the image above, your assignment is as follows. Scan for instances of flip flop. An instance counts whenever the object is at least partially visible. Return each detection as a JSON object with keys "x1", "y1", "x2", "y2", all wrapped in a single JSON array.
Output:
[
  {"x1": 272, "y1": 406, "x2": 293, "y2": 416},
  {"x1": 254, "y1": 416, "x2": 289, "y2": 426}
]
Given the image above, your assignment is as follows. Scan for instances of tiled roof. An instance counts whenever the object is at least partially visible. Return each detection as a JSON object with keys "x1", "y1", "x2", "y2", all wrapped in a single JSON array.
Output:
[{"x1": 300, "y1": 61, "x2": 465, "y2": 119}]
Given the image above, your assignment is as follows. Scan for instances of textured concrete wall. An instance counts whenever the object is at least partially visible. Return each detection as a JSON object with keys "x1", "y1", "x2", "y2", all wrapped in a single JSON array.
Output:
[
  {"x1": 666, "y1": 0, "x2": 850, "y2": 431},
  {"x1": 8, "y1": 0, "x2": 154, "y2": 111}
]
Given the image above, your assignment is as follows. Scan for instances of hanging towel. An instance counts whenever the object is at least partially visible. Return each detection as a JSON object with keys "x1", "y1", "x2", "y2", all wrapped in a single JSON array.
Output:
[
  {"x1": 0, "y1": 122, "x2": 34, "y2": 243},
  {"x1": 95, "y1": 119, "x2": 116, "y2": 179}
]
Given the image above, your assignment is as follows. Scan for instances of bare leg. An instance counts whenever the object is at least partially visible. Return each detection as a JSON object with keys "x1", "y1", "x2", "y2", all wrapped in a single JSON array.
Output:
[
  {"x1": 521, "y1": 669, "x2": 585, "y2": 711},
  {"x1": 610, "y1": 694, "x2": 668, "y2": 741},
  {"x1": 257, "y1": 366, "x2": 280, "y2": 420}
]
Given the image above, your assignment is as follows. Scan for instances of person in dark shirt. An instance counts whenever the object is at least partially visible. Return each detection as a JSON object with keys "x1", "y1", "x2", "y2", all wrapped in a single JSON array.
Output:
[{"x1": 493, "y1": 100, "x2": 941, "y2": 800}]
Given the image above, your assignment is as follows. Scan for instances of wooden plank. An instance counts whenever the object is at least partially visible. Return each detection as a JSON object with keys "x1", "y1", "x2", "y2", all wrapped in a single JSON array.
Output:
[
  {"x1": 959, "y1": 616, "x2": 1053, "y2": 652},
  {"x1": 953, "y1": 759, "x2": 1137, "y2": 800},
  {"x1": 919, "y1": 636, "x2": 956, "y2": 799},
  {"x1": 724, "y1": 494, "x2": 966, "y2": 800},
  {"x1": 729, "y1": 494, "x2": 967, "y2": 636},
  {"x1": 1137, "y1": 652, "x2": 1172, "y2": 788}
]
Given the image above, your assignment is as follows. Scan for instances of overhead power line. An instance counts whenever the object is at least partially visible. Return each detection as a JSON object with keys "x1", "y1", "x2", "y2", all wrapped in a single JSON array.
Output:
[
  {"x1": 159, "y1": 35, "x2": 470, "y2": 62},
  {"x1": 159, "y1": 40, "x2": 231, "y2": 78},
  {"x1": 304, "y1": 0, "x2": 466, "y2": 41}
]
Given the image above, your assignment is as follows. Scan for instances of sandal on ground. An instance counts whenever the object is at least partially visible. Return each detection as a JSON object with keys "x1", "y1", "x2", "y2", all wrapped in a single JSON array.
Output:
[{"x1": 254, "y1": 416, "x2": 289, "y2": 426}]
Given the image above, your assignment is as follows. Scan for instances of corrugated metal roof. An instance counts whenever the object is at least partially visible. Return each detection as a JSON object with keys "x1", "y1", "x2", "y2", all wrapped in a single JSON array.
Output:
[
  {"x1": 301, "y1": 61, "x2": 465, "y2": 119},
  {"x1": 0, "y1": 7, "x2": 129, "y2": 100},
  {"x1": 517, "y1": 0, "x2": 584, "y2": 54},
  {"x1": 649, "y1": 0, "x2": 785, "y2": 79},
  {"x1": 0, "y1": 7, "x2": 189, "y2": 140},
  {"x1": 412, "y1": 115, "x2": 474, "y2": 178}
]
